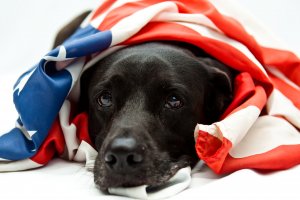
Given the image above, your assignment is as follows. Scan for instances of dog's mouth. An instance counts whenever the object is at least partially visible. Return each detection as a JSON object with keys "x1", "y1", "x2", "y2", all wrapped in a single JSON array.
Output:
[{"x1": 93, "y1": 152, "x2": 194, "y2": 191}]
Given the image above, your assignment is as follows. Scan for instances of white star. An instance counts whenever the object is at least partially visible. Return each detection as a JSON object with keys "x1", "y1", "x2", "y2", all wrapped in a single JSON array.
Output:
[
  {"x1": 13, "y1": 67, "x2": 36, "y2": 96},
  {"x1": 21, "y1": 130, "x2": 37, "y2": 141},
  {"x1": 43, "y1": 46, "x2": 67, "y2": 61},
  {"x1": 27, "y1": 130, "x2": 37, "y2": 137},
  {"x1": 15, "y1": 120, "x2": 37, "y2": 141}
]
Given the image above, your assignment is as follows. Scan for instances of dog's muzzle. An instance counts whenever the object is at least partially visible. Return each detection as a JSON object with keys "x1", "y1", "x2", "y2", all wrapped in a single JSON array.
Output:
[{"x1": 104, "y1": 136, "x2": 145, "y2": 173}]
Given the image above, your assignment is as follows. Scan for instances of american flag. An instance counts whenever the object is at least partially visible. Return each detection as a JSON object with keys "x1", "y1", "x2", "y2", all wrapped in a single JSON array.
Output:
[{"x1": 0, "y1": 0, "x2": 300, "y2": 176}]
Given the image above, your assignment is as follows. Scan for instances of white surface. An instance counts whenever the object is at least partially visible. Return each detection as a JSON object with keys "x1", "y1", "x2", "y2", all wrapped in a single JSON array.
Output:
[
  {"x1": 0, "y1": 1, "x2": 300, "y2": 200},
  {"x1": 0, "y1": 158, "x2": 299, "y2": 200}
]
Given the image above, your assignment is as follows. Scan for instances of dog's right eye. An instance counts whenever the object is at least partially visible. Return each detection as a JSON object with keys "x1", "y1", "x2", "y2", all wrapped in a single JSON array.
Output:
[
  {"x1": 165, "y1": 94, "x2": 183, "y2": 109},
  {"x1": 97, "y1": 91, "x2": 113, "y2": 107}
]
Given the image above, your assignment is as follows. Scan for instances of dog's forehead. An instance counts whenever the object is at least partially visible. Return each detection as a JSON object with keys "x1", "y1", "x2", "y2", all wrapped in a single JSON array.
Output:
[
  {"x1": 110, "y1": 53, "x2": 173, "y2": 77},
  {"x1": 101, "y1": 43, "x2": 203, "y2": 83}
]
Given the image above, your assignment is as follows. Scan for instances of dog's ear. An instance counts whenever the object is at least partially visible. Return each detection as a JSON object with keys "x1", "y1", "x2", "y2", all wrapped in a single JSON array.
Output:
[
  {"x1": 52, "y1": 10, "x2": 91, "y2": 48},
  {"x1": 201, "y1": 57, "x2": 234, "y2": 123},
  {"x1": 78, "y1": 66, "x2": 96, "y2": 112}
]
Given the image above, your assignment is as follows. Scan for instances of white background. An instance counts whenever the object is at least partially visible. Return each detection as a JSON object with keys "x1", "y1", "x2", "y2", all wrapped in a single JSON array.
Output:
[{"x1": 0, "y1": 0, "x2": 299, "y2": 73}]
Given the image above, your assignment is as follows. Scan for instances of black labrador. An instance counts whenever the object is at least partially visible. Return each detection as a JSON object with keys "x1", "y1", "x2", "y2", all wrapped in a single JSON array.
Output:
[{"x1": 53, "y1": 11, "x2": 234, "y2": 190}]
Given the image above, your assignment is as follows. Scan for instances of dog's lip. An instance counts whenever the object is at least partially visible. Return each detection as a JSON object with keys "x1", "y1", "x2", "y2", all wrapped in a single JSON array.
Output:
[
  {"x1": 107, "y1": 166, "x2": 192, "y2": 199},
  {"x1": 96, "y1": 157, "x2": 192, "y2": 191}
]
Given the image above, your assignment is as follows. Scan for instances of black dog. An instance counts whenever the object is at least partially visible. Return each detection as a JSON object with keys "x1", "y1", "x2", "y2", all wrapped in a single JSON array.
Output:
[{"x1": 54, "y1": 12, "x2": 234, "y2": 190}]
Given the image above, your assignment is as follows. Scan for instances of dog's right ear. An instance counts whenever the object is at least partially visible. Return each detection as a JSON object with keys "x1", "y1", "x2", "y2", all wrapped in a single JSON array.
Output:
[{"x1": 52, "y1": 10, "x2": 91, "y2": 48}]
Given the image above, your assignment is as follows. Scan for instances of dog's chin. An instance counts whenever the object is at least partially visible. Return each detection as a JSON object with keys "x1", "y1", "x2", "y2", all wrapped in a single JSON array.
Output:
[{"x1": 93, "y1": 153, "x2": 195, "y2": 191}]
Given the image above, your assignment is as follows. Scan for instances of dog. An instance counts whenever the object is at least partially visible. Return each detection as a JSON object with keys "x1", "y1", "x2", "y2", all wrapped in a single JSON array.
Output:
[{"x1": 53, "y1": 11, "x2": 234, "y2": 190}]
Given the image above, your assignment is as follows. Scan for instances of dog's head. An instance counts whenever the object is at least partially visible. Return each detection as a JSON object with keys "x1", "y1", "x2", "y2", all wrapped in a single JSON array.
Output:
[{"x1": 80, "y1": 42, "x2": 233, "y2": 190}]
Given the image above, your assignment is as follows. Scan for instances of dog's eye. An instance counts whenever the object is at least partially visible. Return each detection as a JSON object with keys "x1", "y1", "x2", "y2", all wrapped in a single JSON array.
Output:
[
  {"x1": 97, "y1": 91, "x2": 113, "y2": 107},
  {"x1": 165, "y1": 95, "x2": 183, "y2": 109}
]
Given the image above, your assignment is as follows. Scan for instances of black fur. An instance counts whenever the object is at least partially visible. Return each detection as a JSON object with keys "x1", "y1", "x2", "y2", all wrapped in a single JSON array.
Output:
[
  {"x1": 80, "y1": 42, "x2": 233, "y2": 190},
  {"x1": 54, "y1": 12, "x2": 234, "y2": 190}
]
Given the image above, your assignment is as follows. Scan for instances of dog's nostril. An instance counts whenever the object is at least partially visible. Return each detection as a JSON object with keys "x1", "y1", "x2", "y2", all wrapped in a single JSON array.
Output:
[
  {"x1": 104, "y1": 153, "x2": 117, "y2": 165},
  {"x1": 127, "y1": 153, "x2": 143, "y2": 165},
  {"x1": 104, "y1": 137, "x2": 145, "y2": 170}
]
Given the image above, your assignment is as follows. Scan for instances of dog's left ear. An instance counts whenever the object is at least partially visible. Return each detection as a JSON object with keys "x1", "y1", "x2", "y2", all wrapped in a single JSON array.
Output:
[
  {"x1": 201, "y1": 57, "x2": 234, "y2": 123},
  {"x1": 53, "y1": 10, "x2": 91, "y2": 48}
]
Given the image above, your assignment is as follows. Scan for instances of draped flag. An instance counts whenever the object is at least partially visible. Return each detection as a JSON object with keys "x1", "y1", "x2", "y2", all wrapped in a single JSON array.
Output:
[{"x1": 1, "y1": 0, "x2": 300, "y2": 176}]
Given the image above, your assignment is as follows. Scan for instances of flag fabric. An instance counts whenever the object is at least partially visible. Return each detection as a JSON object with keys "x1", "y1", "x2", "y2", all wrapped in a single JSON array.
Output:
[{"x1": 1, "y1": 0, "x2": 300, "y2": 176}]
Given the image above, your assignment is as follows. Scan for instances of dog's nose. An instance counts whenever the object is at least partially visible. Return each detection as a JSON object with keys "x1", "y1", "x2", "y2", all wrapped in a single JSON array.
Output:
[{"x1": 104, "y1": 137, "x2": 144, "y2": 171}]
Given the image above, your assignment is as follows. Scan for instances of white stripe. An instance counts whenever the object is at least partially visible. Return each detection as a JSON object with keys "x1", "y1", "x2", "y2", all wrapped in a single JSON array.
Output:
[
  {"x1": 267, "y1": 89, "x2": 300, "y2": 129},
  {"x1": 110, "y1": 1, "x2": 178, "y2": 46},
  {"x1": 64, "y1": 57, "x2": 85, "y2": 95},
  {"x1": 230, "y1": 115, "x2": 300, "y2": 158},
  {"x1": 73, "y1": 141, "x2": 98, "y2": 169},
  {"x1": 0, "y1": 159, "x2": 42, "y2": 172},
  {"x1": 59, "y1": 100, "x2": 80, "y2": 160},
  {"x1": 152, "y1": 12, "x2": 222, "y2": 34},
  {"x1": 209, "y1": 0, "x2": 290, "y2": 52},
  {"x1": 82, "y1": 45, "x2": 126, "y2": 73},
  {"x1": 267, "y1": 66, "x2": 300, "y2": 91},
  {"x1": 195, "y1": 105, "x2": 261, "y2": 147},
  {"x1": 90, "y1": 0, "x2": 139, "y2": 29},
  {"x1": 177, "y1": 21, "x2": 269, "y2": 77}
]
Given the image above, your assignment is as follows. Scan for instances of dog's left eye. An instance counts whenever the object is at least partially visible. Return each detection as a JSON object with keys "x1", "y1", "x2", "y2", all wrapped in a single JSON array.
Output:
[
  {"x1": 97, "y1": 91, "x2": 113, "y2": 107},
  {"x1": 165, "y1": 95, "x2": 183, "y2": 109}
]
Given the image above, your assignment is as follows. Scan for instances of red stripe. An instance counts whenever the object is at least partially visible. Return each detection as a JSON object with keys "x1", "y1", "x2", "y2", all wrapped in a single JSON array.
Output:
[
  {"x1": 91, "y1": 0, "x2": 116, "y2": 20},
  {"x1": 175, "y1": 0, "x2": 265, "y2": 65},
  {"x1": 73, "y1": 112, "x2": 92, "y2": 146},
  {"x1": 31, "y1": 118, "x2": 65, "y2": 165},
  {"x1": 98, "y1": 0, "x2": 165, "y2": 30},
  {"x1": 99, "y1": 0, "x2": 299, "y2": 94},
  {"x1": 262, "y1": 47, "x2": 300, "y2": 87},
  {"x1": 98, "y1": 0, "x2": 218, "y2": 30},
  {"x1": 196, "y1": 129, "x2": 300, "y2": 174},
  {"x1": 221, "y1": 73, "x2": 256, "y2": 118},
  {"x1": 196, "y1": 73, "x2": 269, "y2": 173},
  {"x1": 205, "y1": 8, "x2": 264, "y2": 64},
  {"x1": 173, "y1": 0, "x2": 214, "y2": 13},
  {"x1": 195, "y1": 130, "x2": 232, "y2": 173},
  {"x1": 220, "y1": 144, "x2": 300, "y2": 174},
  {"x1": 173, "y1": 0, "x2": 266, "y2": 64},
  {"x1": 121, "y1": 21, "x2": 273, "y2": 94},
  {"x1": 30, "y1": 112, "x2": 91, "y2": 165},
  {"x1": 269, "y1": 72, "x2": 300, "y2": 109},
  {"x1": 221, "y1": 72, "x2": 267, "y2": 119},
  {"x1": 99, "y1": 0, "x2": 260, "y2": 53}
]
